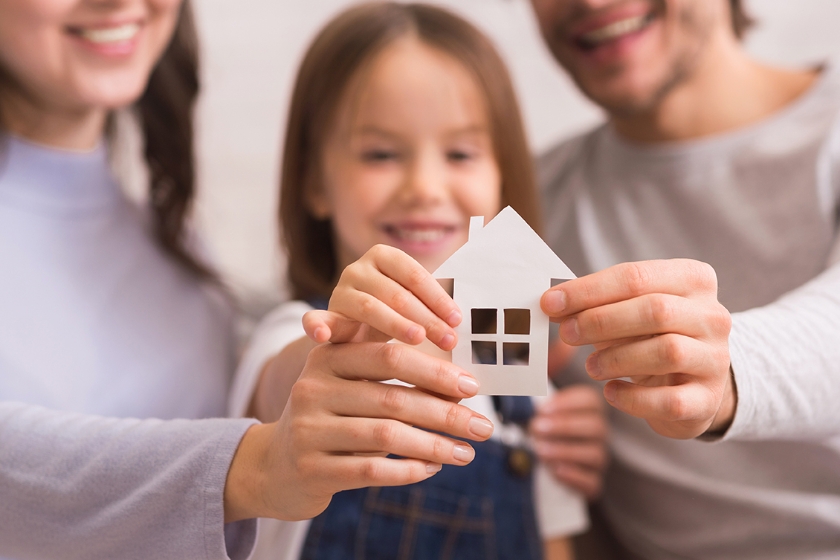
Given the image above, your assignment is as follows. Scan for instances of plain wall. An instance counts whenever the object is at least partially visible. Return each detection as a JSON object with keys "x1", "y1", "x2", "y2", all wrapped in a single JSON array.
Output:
[{"x1": 190, "y1": 0, "x2": 840, "y2": 310}]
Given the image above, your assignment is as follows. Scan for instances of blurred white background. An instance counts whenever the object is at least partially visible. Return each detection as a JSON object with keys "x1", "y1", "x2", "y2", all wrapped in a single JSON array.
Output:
[{"x1": 189, "y1": 0, "x2": 840, "y2": 313}]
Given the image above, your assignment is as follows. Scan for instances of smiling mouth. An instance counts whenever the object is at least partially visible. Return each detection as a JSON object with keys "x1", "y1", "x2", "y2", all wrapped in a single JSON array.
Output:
[
  {"x1": 575, "y1": 12, "x2": 656, "y2": 50},
  {"x1": 68, "y1": 23, "x2": 141, "y2": 44},
  {"x1": 383, "y1": 225, "x2": 456, "y2": 243}
]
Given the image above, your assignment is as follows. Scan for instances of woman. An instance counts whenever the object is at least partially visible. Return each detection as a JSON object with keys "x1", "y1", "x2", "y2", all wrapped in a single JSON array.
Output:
[{"x1": 0, "y1": 2, "x2": 492, "y2": 558}]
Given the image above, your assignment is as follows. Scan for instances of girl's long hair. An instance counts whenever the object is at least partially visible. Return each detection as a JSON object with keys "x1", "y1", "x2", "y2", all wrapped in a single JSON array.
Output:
[
  {"x1": 280, "y1": 2, "x2": 541, "y2": 301},
  {"x1": 0, "y1": 2, "x2": 208, "y2": 278}
]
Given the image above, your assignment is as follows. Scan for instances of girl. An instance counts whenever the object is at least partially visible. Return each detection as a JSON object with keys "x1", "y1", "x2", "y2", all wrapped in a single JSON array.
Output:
[
  {"x1": 231, "y1": 3, "x2": 604, "y2": 559},
  {"x1": 0, "y1": 1, "x2": 487, "y2": 557}
]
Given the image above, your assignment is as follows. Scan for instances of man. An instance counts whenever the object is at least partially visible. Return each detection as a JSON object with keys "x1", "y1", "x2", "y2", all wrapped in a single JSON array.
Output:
[{"x1": 527, "y1": 0, "x2": 840, "y2": 558}]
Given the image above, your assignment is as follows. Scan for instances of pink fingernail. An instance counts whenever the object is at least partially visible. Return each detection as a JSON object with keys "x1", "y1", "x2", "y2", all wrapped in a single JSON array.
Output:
[
  {"x1": 604, "y1": 382, "x2": 616, "y2": 403},
  {"x1": 446, "y1": 310, "x2": 462, "y2": 326},
  {"x1": 406, "y1": 325, "x2": 421, "y2": 341},
  {"x1": 458, "y1": 375, "x2": 479, "y2": 396},
  {"x1": 426, "y1": 463, "x2": 442, "y2": 474},
  {"x1": 440, "y1": 333, "x2": 455, "y2": 349},
  {"x1": 453, "y1": 444, "x2": 474, "y2": 463},
  {"x1": 544, "y1": 290, "x2": 567, "y2": 314}
]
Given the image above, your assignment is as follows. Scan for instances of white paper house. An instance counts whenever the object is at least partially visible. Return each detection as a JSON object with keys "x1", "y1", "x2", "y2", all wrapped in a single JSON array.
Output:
[{"x1": 434, "y1": 206, "x2": 576, "y2": 396}]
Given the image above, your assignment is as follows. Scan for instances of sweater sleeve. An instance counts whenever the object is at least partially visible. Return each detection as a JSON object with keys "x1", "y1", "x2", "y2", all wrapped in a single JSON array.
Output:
[
  {"x1": 0, "y1": 402, "x2": 258, "y2": 560},
  {"x1": 726, "y1": 252, "x2": 840, "y2": 441}
]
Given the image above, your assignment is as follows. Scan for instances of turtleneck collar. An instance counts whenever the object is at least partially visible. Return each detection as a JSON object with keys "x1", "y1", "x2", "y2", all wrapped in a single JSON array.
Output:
[{"x1": 0, "y1": 134, "x2": 121, "y2": 215}]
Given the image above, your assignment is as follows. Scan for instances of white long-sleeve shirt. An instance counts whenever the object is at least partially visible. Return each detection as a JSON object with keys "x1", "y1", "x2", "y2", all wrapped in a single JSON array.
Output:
[
  {"x1": 539, "y1": 62, "x2": 840, "y2": 559},
  {"x1": 0, "y1": 135, "x2": 256, "y2": 559}
]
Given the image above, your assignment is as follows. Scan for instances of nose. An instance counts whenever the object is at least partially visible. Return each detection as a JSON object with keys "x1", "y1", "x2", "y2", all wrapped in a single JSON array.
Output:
[{"x1": 399, "y1": 147, "x2": 449, "y2": 206}]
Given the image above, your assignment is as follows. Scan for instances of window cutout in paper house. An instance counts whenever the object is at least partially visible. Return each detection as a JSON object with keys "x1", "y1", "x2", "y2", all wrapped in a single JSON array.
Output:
[{"x1": 434, "y1": 206, "x2": 576, "y2": 396}]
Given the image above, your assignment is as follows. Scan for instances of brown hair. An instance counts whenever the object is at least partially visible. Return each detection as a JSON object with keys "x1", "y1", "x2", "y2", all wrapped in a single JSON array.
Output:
[
  {"x1": 280, "y1": 2, "x2": 541, "y2": 301},
  {"x1": 137, "y1": 1, "x2": 210, "y2": 277},
  {"x1": 730, "y1": 0, "x2": 755, "y2": 40},
  {"x1": 0, "y1": 2, "x2": 208, "y2": 278}
]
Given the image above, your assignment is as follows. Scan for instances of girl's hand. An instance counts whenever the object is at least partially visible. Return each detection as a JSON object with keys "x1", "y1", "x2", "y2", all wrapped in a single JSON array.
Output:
[
  {"x1": 541, "y1": 259, "x2": 733, "y2": 440},
  {"x1": 303, "y1": 245, "x2": 461, "y2": 351},
  {"x1": 224, "y1": 341, "x2": 494, "y2": 522},
  {"x1": 530, "y1": 384, "x2": 609, "y2": 500}
]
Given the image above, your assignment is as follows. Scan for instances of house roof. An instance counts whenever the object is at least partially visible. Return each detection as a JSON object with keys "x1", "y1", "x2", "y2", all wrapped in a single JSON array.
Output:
[{"x1": 434, "y1": 206, "x2": 576, "y2": 281}]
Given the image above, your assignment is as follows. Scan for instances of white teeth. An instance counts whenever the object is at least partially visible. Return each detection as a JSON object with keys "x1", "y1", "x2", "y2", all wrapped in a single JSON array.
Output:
[
  {"x1": 79, "y1": 23, "x2": 140, "y2": 44},
  {"x1": 580, "y1": 15, "x2": 649, "y2": 45},
  {"x1": 392, "y1": 228, "x2": 448, "y2": 243}
]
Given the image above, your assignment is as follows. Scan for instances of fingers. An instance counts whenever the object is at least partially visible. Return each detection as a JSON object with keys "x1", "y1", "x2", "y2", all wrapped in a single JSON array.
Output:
[
  {"x1": 332, "y1": 245, "x2": 460, "y2": 349},
  {"x1": 315, "y1": 455, "x2": 444, "y2": 493},
  {"x1": 546, "y1": 462, "x2": 603, "y2": 501},
  {"x1": 603, "y1": 380, "x2": 719, "y2": 438},
  {"x1": 558, "y1": 293, "x2": 729, "y2": 346},
  {"x1": 585, "y1": 334, "x2": 722, "y2": 381},
  {"x1": 305, "y1": 376, "x2": 494, "y2": 442},
  {"x1": 312, "y1": 416, "x2": 478, "y2": 466},
  {"x1": 307, "y1": 342, "x2": 480, "y2": 399},
  {"x1": 537, "y1": 384, "x2": 605, "y2": 414},
  {"x1": 542, "y1": 259, "x2": 719, "y2": 319},
  {"x1": 530, "y1": 409, "x2": 608, "y2": 441}
]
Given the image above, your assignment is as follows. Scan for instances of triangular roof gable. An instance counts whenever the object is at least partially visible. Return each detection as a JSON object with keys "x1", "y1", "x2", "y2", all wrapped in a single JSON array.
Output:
[{"x1": 434, "y1": 206, "x2": 575, "y2": 280}]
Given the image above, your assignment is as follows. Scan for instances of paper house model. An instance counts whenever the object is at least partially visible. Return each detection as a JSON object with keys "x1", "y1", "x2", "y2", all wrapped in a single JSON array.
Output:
[{"x1": 434, "y1": 206, "x2": 576, "y2": 396}]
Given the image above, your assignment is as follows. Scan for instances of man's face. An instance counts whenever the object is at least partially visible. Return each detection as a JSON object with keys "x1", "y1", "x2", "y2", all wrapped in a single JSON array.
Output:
[{"x1": 531, "y1": 0, "x2": 726, "y2": 115}]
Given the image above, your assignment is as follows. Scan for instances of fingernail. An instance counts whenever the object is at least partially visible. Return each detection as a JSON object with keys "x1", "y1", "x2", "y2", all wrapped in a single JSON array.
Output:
[
  {"x1": 586, "y1": 353, "x2": 601, "y2": 378},
  {"x1": 453, "y1": 444, "x2": 475, "y2": 463},
  {"x1": 561, "y1": 318, "x2": 580, "y2": 343},
  {"x1": 313, "y1": 327, "x2": 324, "y2": 341},
  {"x1": 426, "y1": 462, "x2": 442, "y2": 474},
  {"x1": 446, "y1": 310, "x2": 462, "y2": 326},
  {"x1": 458, "y1": 375, "x2": 479, "y2": 396},
  {"x1": 468, "y1": 417, "x2": 494, "y2": 438},
  {"x1": 440, "y1": 333, "x2": 455, "y2": 350},
  {"x1": 604, "y1": 382, "x2": 616, "y2": 403},
  {"x1": 544, "y1": 290, "x2": 567, "y2": 314},
  {"x1": 406, "y1": 325, "x2": 421, "y2": 342}
]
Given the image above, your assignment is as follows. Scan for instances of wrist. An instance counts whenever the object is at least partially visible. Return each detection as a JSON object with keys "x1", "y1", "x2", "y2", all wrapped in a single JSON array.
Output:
[
  {"x1": 224, "y1": 422, "x2": 274, "y2": 523},
  {"x1": 705, "y1": 365, "x2": 737, "y2": 437}
]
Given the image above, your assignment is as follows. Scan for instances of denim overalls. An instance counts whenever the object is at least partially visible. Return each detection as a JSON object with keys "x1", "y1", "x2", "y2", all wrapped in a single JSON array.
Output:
[{"x1": 299, "y1": 299, "x2": 541, "y2": 560}]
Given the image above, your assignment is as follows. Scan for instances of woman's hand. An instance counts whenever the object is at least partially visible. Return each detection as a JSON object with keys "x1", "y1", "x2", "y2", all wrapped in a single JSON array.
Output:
[
  {"x1": 224, "y1": 341, "x2": 494, "y2": 522},
  {"x1": 303, "y1": 245, "x2": 461, "y2": 351},
  {"x1": 541, "y1": 259, "x2": 734, "y2": 440},
  {"x1": 530, "y1": 384, "x2": 609, "y2": 500}
]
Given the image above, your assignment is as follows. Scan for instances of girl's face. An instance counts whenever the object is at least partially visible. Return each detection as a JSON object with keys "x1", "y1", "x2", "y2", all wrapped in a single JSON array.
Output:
[
  {"x1": 312, "y1": 37, "x2": 502, "y2": 273},
  {"x1": 0, "y1": 0, "x2": 182, "y2": 138}
]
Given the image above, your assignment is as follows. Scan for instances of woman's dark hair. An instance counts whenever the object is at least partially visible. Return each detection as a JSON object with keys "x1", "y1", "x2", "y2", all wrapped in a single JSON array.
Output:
[
  {"x1": 137, "y1": 1, "x2": 210, "y2": 277},
  {"x1": 0, "y1": 2, "x2": 208, "y2": 277},
  {"x1": 280, "y1": 2, "x2": 542, "y2": 301},
  {"x1": 730, "y1": 0, "x2": 755, "y2": 40}
]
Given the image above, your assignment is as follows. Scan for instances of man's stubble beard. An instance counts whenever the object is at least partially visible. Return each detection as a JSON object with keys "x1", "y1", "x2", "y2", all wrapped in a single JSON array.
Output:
[{"x1": 560, "y1": 1, "x2": 718, "y2": 118}]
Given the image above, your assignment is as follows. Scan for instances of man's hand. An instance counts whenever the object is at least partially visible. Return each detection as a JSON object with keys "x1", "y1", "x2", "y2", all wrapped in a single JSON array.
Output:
[
  {"x1": 541, "y1": 259, "x2": 734, "y2": 440},
  {"x1": 224, "y1": 342, "x2": 494, "y2": 522},
  {"x1": 530, "y1": 384, "x2": 608, "y2": 499}
]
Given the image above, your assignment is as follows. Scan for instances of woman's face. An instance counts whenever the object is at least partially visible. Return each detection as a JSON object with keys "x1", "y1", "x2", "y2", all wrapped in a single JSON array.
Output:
[
  {"x1": 313, "y1": 37, "x2": 502, "y2": 274},
  {"x1": 0, "y1": 0, "x2": 182, "y2": 124}
]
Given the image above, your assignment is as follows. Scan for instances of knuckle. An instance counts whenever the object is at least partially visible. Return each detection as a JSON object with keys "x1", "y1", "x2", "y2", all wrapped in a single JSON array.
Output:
[
  {"x1": 665, "y1": 390, "x2": 691, "y2": 421},
  {"x1": 359, "y1": 458, "x2": 382, "y2": 484},
  {"x1": 622, "y1": 261, "x2": 653, "y2": 297},
  {"x1": 710, "y1": 305, "x2": 732, "y2": 337},
  {"x1": 379, "y1": 385, "x2": 408, "y2": 415},
  {"x1": 359, "y1": 294, "x2": 378, "y2": 317},
  {"x1": 646, "y1": 294, "x2": 674, "y2": 328},
  {"x1": 377, "y1": 343, "x2": 404, "y2": 371},
  {"x1": 588, "y1": 309, "x2": 610, "y2": 338},
  {"x1": 431, "y1": 435, "x2": 447, "y2": 461},
  {"x1": 289, "y1": 377, "x2": 320, "y2": 406},
  {"x1": 389, "y1": 289, "x2": 410, "y2": 313},
  {"x1": 659, "y1": 334, "x2": 688, "y2": 369},
  {"x1": 442, "y1": 403, "x2": 462, "y2": 431},
  {"x1": 406, "y1": 265, "x2": 428, "y2": 289},
  {"x1": 372, "y1": 420, "x2": 398, "y2": 449}
]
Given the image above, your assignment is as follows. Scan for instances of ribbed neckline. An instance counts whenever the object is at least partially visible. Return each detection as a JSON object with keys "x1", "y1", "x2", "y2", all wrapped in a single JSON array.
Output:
[
  {"x1": 600, "y1": 60, "x2": 838, "y2": 163},
  {"x1": 0, "y1": 134, "x2": 119, "y2": 214}
]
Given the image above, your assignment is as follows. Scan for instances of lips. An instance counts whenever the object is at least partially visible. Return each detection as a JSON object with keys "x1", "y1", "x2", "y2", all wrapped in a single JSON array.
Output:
[{"x1": 66, "y1": 21, "x2": 142, "y2": 55}]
